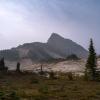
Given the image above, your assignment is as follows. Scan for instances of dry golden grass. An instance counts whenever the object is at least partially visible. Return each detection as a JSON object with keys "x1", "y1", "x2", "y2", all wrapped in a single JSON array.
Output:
[{"x1": 0, "y1": 73, "x2": 100, "y2": 100}]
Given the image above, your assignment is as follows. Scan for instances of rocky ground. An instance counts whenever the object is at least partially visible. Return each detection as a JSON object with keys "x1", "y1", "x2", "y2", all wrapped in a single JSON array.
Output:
[{"x1": 5, "y1": 58, "x2": 100, "y2": 74}]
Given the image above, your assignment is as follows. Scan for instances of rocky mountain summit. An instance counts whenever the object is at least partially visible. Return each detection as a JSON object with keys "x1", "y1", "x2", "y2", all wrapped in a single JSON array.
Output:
[{"x1": 0, "y1": 33, "x2": 88, "y2": 62}]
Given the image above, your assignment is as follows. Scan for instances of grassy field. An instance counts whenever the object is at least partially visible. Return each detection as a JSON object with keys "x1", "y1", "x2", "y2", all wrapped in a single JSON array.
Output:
[{"x1": 0, "y1": 72, "x2": 100, "y2": 100}]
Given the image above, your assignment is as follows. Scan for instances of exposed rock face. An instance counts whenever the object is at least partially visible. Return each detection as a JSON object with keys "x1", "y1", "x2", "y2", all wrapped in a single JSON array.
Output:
[
  {"x1": 47, "y1": 33, "x2": 88, "y2": 58},
  {"x1": 0, "y1": 33, "x2": 88, "y2": 62}
]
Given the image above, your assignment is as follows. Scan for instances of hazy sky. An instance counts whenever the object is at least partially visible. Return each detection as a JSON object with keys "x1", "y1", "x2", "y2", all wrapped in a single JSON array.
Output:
[{"x1": 0, "y1": 0, "x2": 100, "y2": 53}]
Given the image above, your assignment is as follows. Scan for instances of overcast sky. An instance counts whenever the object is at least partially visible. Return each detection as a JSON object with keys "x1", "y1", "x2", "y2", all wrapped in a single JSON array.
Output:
[{"x1": 0, "y1": 0, "x2": 100, "y2": 53}]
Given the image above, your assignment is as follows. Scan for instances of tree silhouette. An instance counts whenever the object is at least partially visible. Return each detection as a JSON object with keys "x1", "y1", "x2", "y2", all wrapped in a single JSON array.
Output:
[
  {"x1": 39, "y1": 64, "x2": 44, "y2": 75},
  {"x1": 0, "y1": 58, "x2": 5, "y2": 68},
  {"x1": 0, "y1": 57, "x2": 8, "y2": 72},
  {"x1": 16, "y1": 62, "x2": 21, "y2": 73},
  {"x1": 85, "y1": 39, "x2": 97, "y2": 80}
]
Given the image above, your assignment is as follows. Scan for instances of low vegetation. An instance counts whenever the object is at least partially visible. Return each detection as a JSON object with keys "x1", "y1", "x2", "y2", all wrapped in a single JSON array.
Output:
[{"x1": 0, "y1": 73, "x2": 100, "y2": 100}]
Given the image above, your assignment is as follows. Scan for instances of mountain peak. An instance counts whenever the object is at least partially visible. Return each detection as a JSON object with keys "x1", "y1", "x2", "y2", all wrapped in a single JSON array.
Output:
[
  {"x1": 51, "y1": 33, "x2": 61, "y2": 37},
  {"x1": 50, "y1": 33, "x2": 64, "y2": 39},
  {"x1": 0, "y1": 33, "x2": 88, "y2": 62},
  {"x1": 47, "y1": 33, "x2": 64, "y2": 43}
]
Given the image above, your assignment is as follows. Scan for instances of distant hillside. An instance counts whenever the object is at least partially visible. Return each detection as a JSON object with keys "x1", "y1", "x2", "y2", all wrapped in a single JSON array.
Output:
[{"x1": 0, "y1": 33, "x2": 88, "y2": 62}]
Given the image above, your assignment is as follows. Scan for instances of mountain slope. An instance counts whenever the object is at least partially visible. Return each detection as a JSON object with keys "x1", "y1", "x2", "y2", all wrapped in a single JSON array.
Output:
[
  {"x1": 0, "y1": 33, "x2": 88, "y2": 62},
  {"x1": 47, "y1": 33, "x2": 88, "y2": 58}
]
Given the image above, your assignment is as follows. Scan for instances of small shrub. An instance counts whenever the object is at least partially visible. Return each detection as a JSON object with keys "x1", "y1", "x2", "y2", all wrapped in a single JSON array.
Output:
[
  {"x1": 84, "y1": 72, "x2": 89, "y2": 81},
  {"x1": 0, "y1": 91, "x2": 20, "y2": 100},
  {"x1": 39, "y1": 85, "x2": 48, "y2": 94},
  {"x1": 67, "y1": 72, "x2": 74, "y2": 81},
  {"x1": 7, "y1": 91, "x2": 20, "y2": 100},
  {"x1": 49, "y1": 71, "x2": 57, "y2": 79},
  {"x1": 73, "y1": 85, "x2": 78, "y2": 91},
  {"x1": 0, "y1": 91, "x2": 5, "y2": 99},
  {"x1": 31, "y1": 78, "x2": 39, "y2": 84}
]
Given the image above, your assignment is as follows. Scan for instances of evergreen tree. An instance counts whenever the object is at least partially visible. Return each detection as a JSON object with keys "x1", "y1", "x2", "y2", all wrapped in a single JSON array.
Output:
[
  {"x1": 16, "y1": 62, "x2": 21, "y2": 72},
  {"x1": 0, "y1": 57, "x2": 5, "y2": 68},
  {"x1": 85, "y1": 39, "x2": 97, "y2": 80},
  {"x1": 0, "y1": 57, "x2": 8, "y2": 72},
  {"x1": 39, "y1": 64, "x2": 44, "y2": 75}
]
